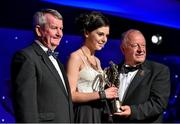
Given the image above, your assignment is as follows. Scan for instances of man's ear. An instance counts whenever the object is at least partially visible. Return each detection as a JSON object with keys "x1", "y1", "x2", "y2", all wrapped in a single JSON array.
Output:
[
  {"x1": 35, "y1": 25, "x2": 42, "y2": 37},
  {"x1": 120, "y1": 45, "x2": 125, "y2": 55}
]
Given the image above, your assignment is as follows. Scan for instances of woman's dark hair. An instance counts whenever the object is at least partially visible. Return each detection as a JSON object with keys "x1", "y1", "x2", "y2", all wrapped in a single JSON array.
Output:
[{"x1": 76, "y1": 11, "x2": 110, "y2": 35}]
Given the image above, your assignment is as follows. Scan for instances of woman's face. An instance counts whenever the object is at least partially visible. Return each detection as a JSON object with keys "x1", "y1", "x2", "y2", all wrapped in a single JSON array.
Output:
[{"x1": 85, "y1": 26, "x2": 110, "y2": 51}]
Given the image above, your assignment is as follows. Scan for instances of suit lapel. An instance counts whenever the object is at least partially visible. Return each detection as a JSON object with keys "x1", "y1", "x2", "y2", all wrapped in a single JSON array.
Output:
[
  {"x1": 56, "y1": 59, "x2": 71, "y2": 95},
  {"x1": 32, "y1": 42, "x2": 68, "y2": 97},
  {"x1": 119, "y1": 62, "x2": 150, "y2": 102}
]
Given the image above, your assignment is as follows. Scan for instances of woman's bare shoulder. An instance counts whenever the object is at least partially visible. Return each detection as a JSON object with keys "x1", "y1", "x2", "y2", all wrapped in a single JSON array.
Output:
[{"x1": 69, "y1": 49, "x2": 82, "y2": 61}]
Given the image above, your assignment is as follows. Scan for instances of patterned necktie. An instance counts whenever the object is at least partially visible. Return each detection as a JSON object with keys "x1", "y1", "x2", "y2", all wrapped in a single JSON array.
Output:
[{"x1": 47, "y1": 49, "x2": 59, "y2": 59}]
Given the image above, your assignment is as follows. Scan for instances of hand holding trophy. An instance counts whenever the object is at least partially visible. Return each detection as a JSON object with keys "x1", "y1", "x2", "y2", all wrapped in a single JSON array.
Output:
[{"x1": 104, "y1": 61, "x2": 122, "y2": 113}]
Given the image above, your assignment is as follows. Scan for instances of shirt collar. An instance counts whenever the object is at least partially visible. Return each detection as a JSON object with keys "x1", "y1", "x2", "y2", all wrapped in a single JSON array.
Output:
[{"x1": 35, "y1": 40, "x2": 48, "y2": 52}]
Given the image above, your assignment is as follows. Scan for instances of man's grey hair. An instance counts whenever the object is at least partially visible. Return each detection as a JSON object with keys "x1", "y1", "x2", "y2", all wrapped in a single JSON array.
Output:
[
  {"x1": 121, "y1": 29, "x2": 143, "y2": 46},
  {"x1": 33, "y1": 8, "x2": 63, "y2": 28}
]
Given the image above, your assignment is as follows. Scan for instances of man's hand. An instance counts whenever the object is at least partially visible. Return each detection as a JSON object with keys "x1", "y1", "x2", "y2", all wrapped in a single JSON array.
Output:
[{"x1": 114, "y1": 105, "x2": 131, "y2": 118}]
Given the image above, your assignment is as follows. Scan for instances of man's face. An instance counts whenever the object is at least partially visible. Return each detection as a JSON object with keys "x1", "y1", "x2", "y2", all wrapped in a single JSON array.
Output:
[
  {"x1": 39, "y1": 13, "x2": 63, "y2": 50},
  {"x1": 121, "y1": 31, "x2": 146, "y2": 66}
]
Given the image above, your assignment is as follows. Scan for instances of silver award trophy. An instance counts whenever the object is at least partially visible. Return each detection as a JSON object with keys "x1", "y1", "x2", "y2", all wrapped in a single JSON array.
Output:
[
  {"x1": 92, "y1": 71, "x2": 114, "y2": 119},
  {"x1": 92, "y1": 71, "x2": 107, "y2": 92},
  {"x1": 104, "y1": 61, "x2": 122, "y2": 113}
]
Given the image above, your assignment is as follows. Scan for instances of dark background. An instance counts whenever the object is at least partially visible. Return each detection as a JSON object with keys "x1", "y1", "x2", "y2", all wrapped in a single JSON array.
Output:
[
  {"x1": 0, "y1": 0, "x2": 180, "y2": 122},
  {"x1": 1, "y1": 0, "x2": 180, "y2": 55}
]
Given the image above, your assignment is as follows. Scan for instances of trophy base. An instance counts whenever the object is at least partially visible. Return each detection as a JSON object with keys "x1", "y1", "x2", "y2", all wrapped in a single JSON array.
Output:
[
  {"x1": 111, "y1": 99, "x2": 122, "y2": 113},
  {"x1": 114, "y1": 108, "x2": 122, "y2": 113}
]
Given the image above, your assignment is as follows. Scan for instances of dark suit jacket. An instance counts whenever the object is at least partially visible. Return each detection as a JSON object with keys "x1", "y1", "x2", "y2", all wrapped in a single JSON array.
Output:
[
  {"x1": 113, "y1": 60, "x2": 171, "y2": 123},
  {"x1": 11, "y1": 42, "x2": 74, "y2": 123}
]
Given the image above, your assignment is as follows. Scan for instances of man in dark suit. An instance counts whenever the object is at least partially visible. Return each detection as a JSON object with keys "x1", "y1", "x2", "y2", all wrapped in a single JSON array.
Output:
[
  {"x1": 109, "y1": 29, "x2": 170, "y2": 122},
  {"x1": 11, "y1": 9, "x2": 74, "y2": 123}
]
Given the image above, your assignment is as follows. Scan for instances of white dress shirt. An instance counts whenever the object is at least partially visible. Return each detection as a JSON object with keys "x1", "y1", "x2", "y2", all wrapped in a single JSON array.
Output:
[
  {"x1": 35, "y1": 40, "x2": 67, "y2": 92},
  {"x1": 118, "y1": 70, "x2": 138, "y2": 102}
]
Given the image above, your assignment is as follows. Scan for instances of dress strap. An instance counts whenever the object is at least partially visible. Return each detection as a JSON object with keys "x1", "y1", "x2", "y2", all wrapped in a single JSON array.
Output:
[
  {"x1": 79, "y1": 54, "x2": 89, "y2": 67},
  {"x1": 80, "y1": 47, "x2": 99, "y2": 71}
]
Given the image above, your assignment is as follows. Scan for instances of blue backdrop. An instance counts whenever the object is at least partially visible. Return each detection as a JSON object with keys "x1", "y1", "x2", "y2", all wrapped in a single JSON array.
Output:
[{"x1": 0, "y1": 27, "x2": 180, "y2": 122}]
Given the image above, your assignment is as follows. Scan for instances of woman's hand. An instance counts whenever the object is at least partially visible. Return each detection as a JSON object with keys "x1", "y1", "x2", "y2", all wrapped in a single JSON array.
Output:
[{"x1": 104, "y1": 86, "x2": 118, "y2": 99}]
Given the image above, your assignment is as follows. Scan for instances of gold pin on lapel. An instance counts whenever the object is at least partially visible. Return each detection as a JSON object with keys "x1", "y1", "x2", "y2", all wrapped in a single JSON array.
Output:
[{"x1": 140, "y1": 70, "x2": 145, "y2": 76}]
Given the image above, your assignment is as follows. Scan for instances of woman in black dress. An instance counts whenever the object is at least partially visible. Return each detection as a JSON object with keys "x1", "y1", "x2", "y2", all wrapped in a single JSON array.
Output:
[{"x1": 67, "y1": 11, "x2": 118, "y2": 123}]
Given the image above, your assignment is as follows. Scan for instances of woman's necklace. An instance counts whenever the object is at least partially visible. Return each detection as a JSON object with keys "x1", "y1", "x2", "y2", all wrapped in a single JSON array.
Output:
[{"x1": 81, "y1": 47, "x2": 99, "y2": 71}]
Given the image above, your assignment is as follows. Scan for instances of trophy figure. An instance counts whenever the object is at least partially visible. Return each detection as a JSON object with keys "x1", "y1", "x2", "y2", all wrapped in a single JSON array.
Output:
[
  {"x1": 92, "y1": 71, "x2": 113, "y2": 119},
  {"x1": 104, "y1": 61, "x2": 122, "y2": 113}
]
